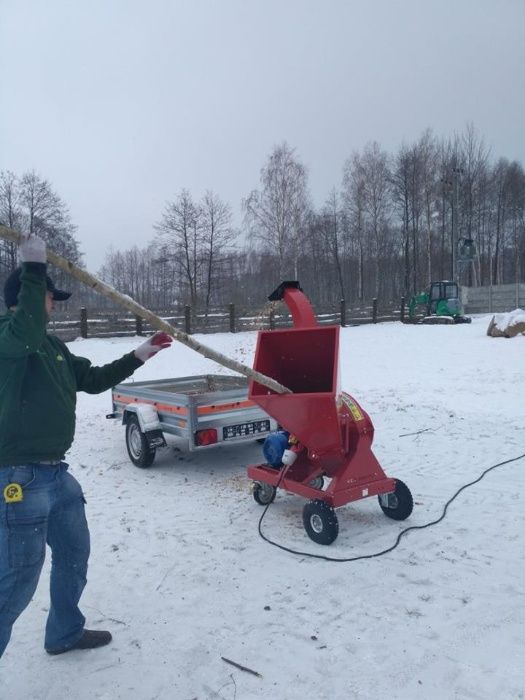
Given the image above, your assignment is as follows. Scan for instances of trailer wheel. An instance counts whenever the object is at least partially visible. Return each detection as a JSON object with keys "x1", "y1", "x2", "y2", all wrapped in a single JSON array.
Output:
[
  {"x1": 253, "y1": 482, "x2": 276, "y2": 506},
  {"x1": 125, "y1": 416, "x2": 156, "y2": 468},
  {"x1": 378, "y1": 479, "x2": 413, "y2": 520},
  {"x1": 303, "y1": 500, "x2": 339, "y2": 545}
]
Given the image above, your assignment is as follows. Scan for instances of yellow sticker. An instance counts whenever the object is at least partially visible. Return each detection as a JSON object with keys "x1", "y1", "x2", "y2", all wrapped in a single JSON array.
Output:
[
  {"x1": 349, "y1": 403, "x2": 364, "y2": 422},
  {"x1": 341, "y1": 394, "x2": 364, "y2": 421},
  {"x1": 3, "y1": 483, "x2": 23, "y2": 503}
]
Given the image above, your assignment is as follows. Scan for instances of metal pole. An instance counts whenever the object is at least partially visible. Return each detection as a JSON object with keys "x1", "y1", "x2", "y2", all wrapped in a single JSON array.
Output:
[
  {"x1": 450, "y1": 168, "x2": 458, "y2": 282},
  {"x1": 489, "y1": 241, "x2": 493, "y2": 313}
]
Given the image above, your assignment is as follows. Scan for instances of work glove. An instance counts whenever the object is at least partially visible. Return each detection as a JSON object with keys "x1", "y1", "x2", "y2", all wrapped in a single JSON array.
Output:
[
  {"x1": 134, "y1": 331, "x2": 173, "y2": 362},
  {"x1": 19, "y1": 234, "x2": 47, "y2": 264}
]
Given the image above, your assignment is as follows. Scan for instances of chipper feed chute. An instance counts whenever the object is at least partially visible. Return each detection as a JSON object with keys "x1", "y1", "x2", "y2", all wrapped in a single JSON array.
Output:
[{"x1": 247, "y1": 281, "x2": 413, "y2": 545}]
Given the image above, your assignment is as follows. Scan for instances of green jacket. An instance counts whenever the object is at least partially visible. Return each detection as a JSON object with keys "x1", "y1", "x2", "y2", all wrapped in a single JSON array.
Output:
[{"x1": 0, "y1": 263, "x2": 143, "y2": 465}]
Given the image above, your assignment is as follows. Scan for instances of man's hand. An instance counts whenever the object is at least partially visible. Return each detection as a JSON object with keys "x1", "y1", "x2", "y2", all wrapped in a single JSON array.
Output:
[
  {"x1": 19, "y1": 234, "x2": 47, "y2": 264},
  {"x1": 134, "y1": 331, "x2": 173, "y2": 362}
]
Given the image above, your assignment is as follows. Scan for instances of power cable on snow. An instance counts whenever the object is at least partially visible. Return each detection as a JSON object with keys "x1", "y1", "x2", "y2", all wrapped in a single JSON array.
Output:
[{"x1": 257, "y1": 452, "x2": 525, "y2": 562}]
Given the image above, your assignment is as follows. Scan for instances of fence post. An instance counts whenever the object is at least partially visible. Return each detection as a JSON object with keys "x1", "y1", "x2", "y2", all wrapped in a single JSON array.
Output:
[
  {"x1": 269, "y1": 306, "x2": 275, "y2": 330},
  {"x1": 340, "y1": 299, "x2": 346, "y2": 327},
  {"x1": 135, "y1": 315, "x2": 143, "y2": 336},
  {"x1": 184, "y1": 305, "x2": 191, "y2": 334},
  {"x1": 80, "y1": 307, "x2": 88, "y2": 339},
  {"x1": 229, "y1": 303, "x2": 235, "y2": 333},
  {"x1": 400, "y1": 296, "x2": 405, "y2": 323},
  {"x1": 372, "y1": 298, "x2": 378, "y2": 324}
]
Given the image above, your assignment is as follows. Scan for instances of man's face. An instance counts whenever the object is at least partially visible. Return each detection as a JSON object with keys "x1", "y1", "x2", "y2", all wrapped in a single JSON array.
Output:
[{"x1": 45, "y1": 291, "x2": 54, "y2": 316}]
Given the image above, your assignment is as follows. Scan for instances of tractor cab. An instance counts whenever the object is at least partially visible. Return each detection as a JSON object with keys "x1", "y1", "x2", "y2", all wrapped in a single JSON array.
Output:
[
  {"x1": 428, "y1": 281, "x2": 460, "y2": 314},
  {"x1": 408, "y1": 280, "x2": 471, "y2": 324}
]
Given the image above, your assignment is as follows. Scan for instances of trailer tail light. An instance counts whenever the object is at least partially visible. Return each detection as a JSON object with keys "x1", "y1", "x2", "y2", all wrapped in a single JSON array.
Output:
[{"x1": 195, "y1": 428, "x2": 218, "y2": 446}]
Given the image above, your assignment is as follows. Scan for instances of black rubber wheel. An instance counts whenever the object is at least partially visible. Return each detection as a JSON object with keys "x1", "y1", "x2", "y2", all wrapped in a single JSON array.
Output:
[
  {"x1": 125, "y1": 416, "x2": 156, "y2": 468},
  {"x1": 378, "y1": 479, "x2": 413, "y2": 520},
  {"x1": 253, "y1": 482, "x2": 276, "y2": 506},
  {"x1": 302, "y1": 500, "x2": 339, "y2": 545}
]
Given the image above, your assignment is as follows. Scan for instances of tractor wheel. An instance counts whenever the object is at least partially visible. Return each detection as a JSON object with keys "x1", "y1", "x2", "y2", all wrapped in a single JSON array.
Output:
[
  {"x1": 253, "y1": 482, "x2": 276, "y2": 506},
  {"x1": 303, "y1": 500, "x2": 339, "y2": 545},
  {"x1": 309, "y1": 476, "x2": 325, "y2": 490},
  {"x1": 378, "y1": 479, "x2": 413, "y2": 520},
  {"x1": 125, "y1": 416, "x2": 156, "y2": 468}
]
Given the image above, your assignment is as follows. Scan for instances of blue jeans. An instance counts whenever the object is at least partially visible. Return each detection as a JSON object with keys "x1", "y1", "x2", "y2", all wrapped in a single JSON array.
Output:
[{"x1": 0, "y1": 462, "x2": 90, "y2": 657}]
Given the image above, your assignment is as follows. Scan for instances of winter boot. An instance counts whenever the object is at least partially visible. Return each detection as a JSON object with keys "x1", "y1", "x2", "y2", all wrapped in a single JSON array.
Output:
[{"x1": 46, "y1": 629, "x2": 112, "y2": 655}]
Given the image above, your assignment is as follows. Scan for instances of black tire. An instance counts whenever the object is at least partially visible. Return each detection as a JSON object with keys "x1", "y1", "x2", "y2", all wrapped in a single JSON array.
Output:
[
  {"x1": 378, "y1": 479, "x2": 413, "y2": 520},
  {"x1": 302, "y1": 500, "x2": 339, "y2": 545},
  {"x1": 253, "y1": 482, "x2": 276, "y2": 506},
  {"x1": 125, "y1": 415, "x2": 156, "y2": 468}
]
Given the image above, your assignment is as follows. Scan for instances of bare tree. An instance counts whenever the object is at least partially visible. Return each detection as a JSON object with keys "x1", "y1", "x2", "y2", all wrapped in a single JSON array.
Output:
[
  {"x1": 19, "y1": 171, "x2": 64, "y2": 236},
  {"x1": 417, "y1": 130, "x2": 439, "y2": 287},
  {"x1": 0, "y1": 171, "x2": 22, "y2": 271},
  {"x1": 200, "y1": 190, "x2": 235, "y2": 315},
  {"x1": 360, "y1": 142, "x2": 392, "y2": 296},
  {"x1": 244, "y1": 142, "x2": 309, "y2": 280},
  {"x1": 342, "y1": 153, "x2": 367, "y2": 300},
  {"x1": 155, "y1": 189, "x2": 201, "y2": 307},
  {"x1": 1, "y1": 170, "x2": 81, "y2": 296},
  {"x1": 321, "y1": 188, "x2": 345, "y2": 299},
  {"x1": 391, "y1": 145, "x2": 412, "y2": 295}
]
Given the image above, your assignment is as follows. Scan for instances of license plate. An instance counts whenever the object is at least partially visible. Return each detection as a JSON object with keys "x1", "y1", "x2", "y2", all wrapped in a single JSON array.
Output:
[{"x1": 223, "y1": 419, "x2": 270, "y2": 439}]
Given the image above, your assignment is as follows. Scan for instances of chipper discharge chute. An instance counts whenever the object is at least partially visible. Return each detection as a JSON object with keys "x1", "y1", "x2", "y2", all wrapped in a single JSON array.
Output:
[{"x1": 247, "y1": 281, "x2": 413, "y2": 545}]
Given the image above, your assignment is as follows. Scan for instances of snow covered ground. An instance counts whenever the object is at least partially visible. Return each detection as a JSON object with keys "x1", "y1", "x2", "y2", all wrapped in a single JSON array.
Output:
[{"x1": 2, "y1": 315, "x2": 524, "y2": 700}]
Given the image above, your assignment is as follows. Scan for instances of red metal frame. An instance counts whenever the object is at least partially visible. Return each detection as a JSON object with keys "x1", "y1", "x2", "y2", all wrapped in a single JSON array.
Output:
[{"x1": 247, "y1": 283, "x2": 395, "y2": 508}]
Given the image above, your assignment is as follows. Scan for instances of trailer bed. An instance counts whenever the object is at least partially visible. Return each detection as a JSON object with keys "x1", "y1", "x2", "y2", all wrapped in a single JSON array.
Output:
[{"x1": 110, "y1": 374, "x2": 277, "y2": 464}]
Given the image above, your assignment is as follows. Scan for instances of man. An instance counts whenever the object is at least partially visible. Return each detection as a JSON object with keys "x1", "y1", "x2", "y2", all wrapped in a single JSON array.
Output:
[{"x1": 0, "y1": 234, "x2": 172, "y2": 657}]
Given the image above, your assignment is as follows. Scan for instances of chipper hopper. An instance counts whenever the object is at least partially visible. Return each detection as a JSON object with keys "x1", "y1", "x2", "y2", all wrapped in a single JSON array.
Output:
[{"x1": 247, "y1": 281, "x2": 413, "y2": 544}]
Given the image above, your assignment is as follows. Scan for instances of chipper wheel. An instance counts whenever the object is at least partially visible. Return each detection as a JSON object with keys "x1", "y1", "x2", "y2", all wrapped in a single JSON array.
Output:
[
  {"x1": 303, "y1": 500, "x2": 339, "y2": 545},
  {"x1": 309, "y1": 476, "x2": 325, "y2": 490},
  {"x1": 378, "y1": 479, "x2": 413, "y2": 521},
  {"x1": 253, "y1": 482, "x2": 277, "y2": 506}
]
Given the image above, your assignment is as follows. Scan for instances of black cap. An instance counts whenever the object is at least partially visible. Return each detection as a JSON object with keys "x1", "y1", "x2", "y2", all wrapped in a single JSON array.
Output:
[{"x1": 3, "y1": 267, "x2": 71, "y2": 309}]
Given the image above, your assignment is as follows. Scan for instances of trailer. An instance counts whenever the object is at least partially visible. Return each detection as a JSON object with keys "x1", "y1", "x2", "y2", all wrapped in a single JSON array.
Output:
[{"x1": 107, "y1": 374, "x2": 278, "y2": 467}]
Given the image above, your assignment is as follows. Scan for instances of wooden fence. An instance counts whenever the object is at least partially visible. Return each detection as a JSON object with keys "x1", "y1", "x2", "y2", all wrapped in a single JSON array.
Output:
[{"x1": 48, "y1": 298, "x2": 406, "y2": 342}]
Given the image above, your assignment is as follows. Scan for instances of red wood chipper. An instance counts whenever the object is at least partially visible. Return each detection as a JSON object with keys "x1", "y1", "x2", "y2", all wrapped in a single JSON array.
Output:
[{"x1": 247, "y1": 281, "x2": 413, "y2": 545}]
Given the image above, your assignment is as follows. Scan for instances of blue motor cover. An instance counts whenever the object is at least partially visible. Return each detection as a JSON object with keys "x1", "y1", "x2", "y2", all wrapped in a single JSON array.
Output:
[{"x1": 263, "y1": 431, "x2": 289, "y2": 467}]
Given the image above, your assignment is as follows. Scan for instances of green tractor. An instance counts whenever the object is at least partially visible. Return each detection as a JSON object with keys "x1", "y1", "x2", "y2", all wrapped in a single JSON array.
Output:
[{"x1": 407, "y1": 281, "x2": 471, "y2": 324}]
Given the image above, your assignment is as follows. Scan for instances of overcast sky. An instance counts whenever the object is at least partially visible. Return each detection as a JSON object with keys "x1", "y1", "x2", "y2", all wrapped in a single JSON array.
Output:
[{"x1": 1, "y1": 0, "x2": 524, "y2": 271}]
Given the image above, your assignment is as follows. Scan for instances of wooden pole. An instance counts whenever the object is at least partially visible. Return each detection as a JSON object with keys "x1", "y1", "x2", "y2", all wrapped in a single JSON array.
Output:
[
  {"x1": 80, "y1": 307, "x2": 88, "y2": 339},
  {"x1": 0, "y1": 226, "x2": 291, "y2": 394},
  {"x1": 229, "y1": 303, "x2": 235, "y2": 333},
  {"x1": 339, "y1": 298, "x2": 346, "y2": 327}
]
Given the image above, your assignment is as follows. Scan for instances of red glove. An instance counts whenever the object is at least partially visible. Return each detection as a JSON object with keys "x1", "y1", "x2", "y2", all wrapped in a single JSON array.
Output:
[{"x1": 134, "y1": 331, "x2": 173, "y2": 362}]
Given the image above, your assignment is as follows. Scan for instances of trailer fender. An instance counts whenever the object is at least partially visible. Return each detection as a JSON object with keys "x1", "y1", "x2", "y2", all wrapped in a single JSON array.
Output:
[{"x1": 123, "y1": 404, "x2": 166, "y2": 449}]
